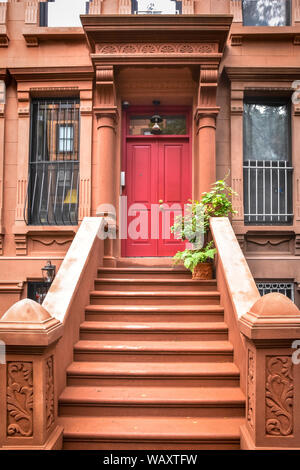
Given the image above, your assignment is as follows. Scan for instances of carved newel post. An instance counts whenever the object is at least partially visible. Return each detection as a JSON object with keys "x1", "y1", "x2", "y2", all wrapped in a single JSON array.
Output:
[
  {"x1": 239, "y1": 293, "x2": 300, "y2": 450},
  {"x1": 0, "y1": 299, "x2": 63, "y2": 450}
]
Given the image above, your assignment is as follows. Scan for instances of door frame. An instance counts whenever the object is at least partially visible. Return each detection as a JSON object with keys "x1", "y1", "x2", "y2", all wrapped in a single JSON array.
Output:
[{"x1": 121, "y1": 105, "x2": 192, "y2": 257}]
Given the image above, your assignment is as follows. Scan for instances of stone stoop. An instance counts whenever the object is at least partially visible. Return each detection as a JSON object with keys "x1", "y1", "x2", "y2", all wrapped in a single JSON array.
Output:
[{"x1": 58, "y1": 266, "x2": 245, "y2": 450}]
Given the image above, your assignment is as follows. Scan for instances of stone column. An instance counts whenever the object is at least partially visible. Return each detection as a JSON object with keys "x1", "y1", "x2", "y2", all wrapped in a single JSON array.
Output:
[
  {"x1": 239, "y1": 293, "x2": 300, "y2": 450},
  {"x1": 0, "y1": 299, "x2": 63, "y2": 450},
  {"x1": 195, "y1": 67, "x2": 219, "y2": 197},
  {"x1": 195, "y1": 108, "x2": 219, "y2": 196},
  {"x1": 94, "y1": 66, "x2": 118, "y2": 266}
]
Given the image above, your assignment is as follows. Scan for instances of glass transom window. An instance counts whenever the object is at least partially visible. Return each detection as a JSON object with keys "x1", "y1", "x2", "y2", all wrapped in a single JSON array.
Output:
[
  {"x1": 242, "y1": 0, "x2": 291, "y2": 26},
  {"x1": 129, "y1": 115, "x2": 187, "y2": 135}
]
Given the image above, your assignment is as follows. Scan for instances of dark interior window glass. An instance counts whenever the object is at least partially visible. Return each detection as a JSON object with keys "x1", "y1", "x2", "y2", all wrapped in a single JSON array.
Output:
[{"x1": 242, "y1": 0, "x2": 291, "y2": 26}]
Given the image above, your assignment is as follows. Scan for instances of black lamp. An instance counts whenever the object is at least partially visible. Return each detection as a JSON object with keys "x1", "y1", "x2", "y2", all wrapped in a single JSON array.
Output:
[
  {"x1": 150, "y1": 114, "x2": 163, "y2": 134},
  {"x1": 42, "y1": 260, "x2": 56, "y2": 285}
]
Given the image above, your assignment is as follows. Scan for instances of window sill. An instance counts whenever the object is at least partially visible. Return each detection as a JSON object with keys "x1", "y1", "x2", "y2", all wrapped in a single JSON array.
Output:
[
  {"x1": 22, "y1": 25, "x2": 84, "y2": 47},
  {"x1": 13, "y1": 225, "x2": 79, "y2": 236}
]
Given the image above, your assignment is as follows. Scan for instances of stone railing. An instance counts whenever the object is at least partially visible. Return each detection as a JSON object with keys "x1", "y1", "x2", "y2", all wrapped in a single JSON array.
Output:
[
  {"x1": 211, "y1": 217, "x2": 300, "y2": 450},
  {"x1": 0, "y1": 217, "x2": 105, "y2": 450},
  {"x1": 210, "y1": 217, "x2": 260, "y2": 392}
]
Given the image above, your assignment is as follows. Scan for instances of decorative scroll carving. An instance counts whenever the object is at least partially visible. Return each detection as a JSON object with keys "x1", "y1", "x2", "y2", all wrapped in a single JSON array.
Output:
[
  {"x1": 96, "y1": 43, "x2": 218, "y2": 55},
  {"x1": 46, "y1": 357, "x2": 54, "y2": 432},
  {"x1": 95, "y1": 65, "x2": 117, "y2": 118},
  {"x1": 30, "y1": 237, "x2": 73, "y2": 247},
  {"x1": 266, "y1": 356, "x2": 293, "y2": 437},
  {"x1": 230, "y1": 0, "x2": 243, "y2": 22},
  {"x1": 230, "y1": 89, "x2": 244, "y2": 115},
  {"x1": 7, "y1": 362, "x2": 33, "y2": 437},
  {"x1": 247, "y1": 349, "x2": 255, "y2": 429},
  {"x1": 15, "y1": 234, "x2": 27, "y2": 256}
]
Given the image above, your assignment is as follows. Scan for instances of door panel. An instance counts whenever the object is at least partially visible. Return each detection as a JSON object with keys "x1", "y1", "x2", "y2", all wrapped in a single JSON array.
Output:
[
  {"x1": 125, "y1": 141, "x2": 158, "y2": 256},
  {"x1": 123, "y1": 138, "x2": 191, "y2": 257},
  {"x1": 158, "y1": 141, "x2": 191, "y2": 256}
]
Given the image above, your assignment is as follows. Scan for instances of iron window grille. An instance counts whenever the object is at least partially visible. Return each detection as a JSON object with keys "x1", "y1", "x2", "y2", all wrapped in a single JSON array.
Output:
[
  {"x1": 256, "y1": 281, "x2": 294, "y2": 302},
  {"x1": 243, "y1": 100, "x2": 293, "y2": 225},
  {"x1": 132, "y1": 0, "x2": 182, "y2": 14},
  {"x1": 242, "y1": 0, "x2": 291, "y2": 26},
  {"x1": 25, "y1": 99, "x2": 80, "y2": 226},
  {"x1": 28, "y1": 281, "x2": 50, "y2": 305}
]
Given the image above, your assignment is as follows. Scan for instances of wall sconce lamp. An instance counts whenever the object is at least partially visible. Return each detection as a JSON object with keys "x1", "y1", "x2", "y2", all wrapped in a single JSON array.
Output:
[{"x1": 41, "y1": 260, "x2": 56, "y2": 285}]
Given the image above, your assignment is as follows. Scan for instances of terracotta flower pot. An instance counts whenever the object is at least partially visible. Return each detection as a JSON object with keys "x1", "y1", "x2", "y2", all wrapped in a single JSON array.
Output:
[{"x1": 192, "y1": 262, "x2": 213, "y2": 280}]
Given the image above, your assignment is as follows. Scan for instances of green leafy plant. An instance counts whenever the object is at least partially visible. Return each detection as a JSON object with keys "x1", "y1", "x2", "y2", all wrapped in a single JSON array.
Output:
[
  {"x1": 201, "y1": 175, "x2": 238, "y2": 219},
  {"x1": 173, "y1": 241, "x2": 217, "y2": 273},
  {"x1": 169, "y1": 174, "x2": 238, "y2": 273}
]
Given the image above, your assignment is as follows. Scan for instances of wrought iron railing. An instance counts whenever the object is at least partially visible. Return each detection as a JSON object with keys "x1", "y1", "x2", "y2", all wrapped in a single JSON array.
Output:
[
  {"x1": 243, "y1": 160, "x2": 293, "y2": 225},
  {"x1": 256, "y1": 281, "x2": 295, "y2": 302},
  {"x1": 25, "y1": 99, "x2": 80, "y2": 226}
]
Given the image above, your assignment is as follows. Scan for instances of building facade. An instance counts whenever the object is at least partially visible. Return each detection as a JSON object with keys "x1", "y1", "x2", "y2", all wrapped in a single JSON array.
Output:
[{"x1": 0, "y1": 0, "x2": 300, "y2": 315}]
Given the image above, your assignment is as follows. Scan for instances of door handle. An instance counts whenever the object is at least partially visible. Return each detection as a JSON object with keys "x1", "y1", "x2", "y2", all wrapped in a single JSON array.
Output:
[{"x1": 121, "y1": 171, "x2": 126, "y2": 188}]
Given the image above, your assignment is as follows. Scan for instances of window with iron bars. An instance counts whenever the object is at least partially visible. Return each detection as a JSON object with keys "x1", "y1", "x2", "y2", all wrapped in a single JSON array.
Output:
[
  {"x1": 243, "y1": 99, "x2": 293, "y2": 225},
  {"x1": 132, "y1": 0, "x2": 182, "y2": 14},
  {"x1": 28, "y1": 281, "x2": 50, "y2": 305},
  {"x1": 256, "y1": 281, "x2": 295, "y2": 302},
  {"x1": 242, "y1": 0, "x2": 291, "y2": 26},
  {"x1": 25, "y1": 99, "x2": 80, "y2": 226}
]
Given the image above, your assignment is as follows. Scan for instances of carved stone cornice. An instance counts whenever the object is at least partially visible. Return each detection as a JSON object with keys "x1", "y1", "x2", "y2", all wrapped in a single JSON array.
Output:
[{"x1": 82, "y1": 15, "x2": 232, "y2": 60}]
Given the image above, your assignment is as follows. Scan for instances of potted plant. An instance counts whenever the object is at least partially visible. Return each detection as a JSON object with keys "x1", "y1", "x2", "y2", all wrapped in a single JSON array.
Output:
[
  {"x1": 173, "y1": 241, "x2": 217, "y2": 280},
  {"x1": 170, "y1": 175, "x2": 237, "y2": 279}
]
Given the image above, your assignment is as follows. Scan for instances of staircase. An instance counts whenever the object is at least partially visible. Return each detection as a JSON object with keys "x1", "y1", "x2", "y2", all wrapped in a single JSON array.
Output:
[{"x1": 58, "y1": 266, "x2": 245, "y2": 450}]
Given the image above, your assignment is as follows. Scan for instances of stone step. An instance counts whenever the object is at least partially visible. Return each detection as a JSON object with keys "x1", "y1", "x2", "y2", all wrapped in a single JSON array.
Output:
[
  {"x1": 79, "y1": 321, "x2": 228, "y2": 341},
  {"x1": 60, "y1": 415, "x2": 243, "y2": 450},
  {"x1": 66, "y1": 361, "x2": 241, "y2": 387},
  {"x1": 98, "y1": 267, "x2": 192, "y2": 280},
  {"x1": 94, "y1": 278, "x2": 217, "y2": 292},
  {"x1": 90, "y1": 290, "x2": 220, "y2": 306},
  {"x1": 59, "y1": 385, "x2": 245, "y2": 418},
  {"x1": 84, "y1": 304, "x2": 225, "y2": 322},
  {"x1": 73, "y1": 340, "x2": 234, "y2": 362}
]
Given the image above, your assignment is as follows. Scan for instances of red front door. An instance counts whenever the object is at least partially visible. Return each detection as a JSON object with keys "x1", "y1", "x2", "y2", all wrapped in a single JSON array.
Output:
[{"x1": 122, "y1": 137, "x2": 191, "y2": 257}]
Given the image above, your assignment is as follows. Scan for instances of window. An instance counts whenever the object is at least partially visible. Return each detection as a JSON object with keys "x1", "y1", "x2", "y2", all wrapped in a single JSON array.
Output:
[
  {"x1": 26, "y1": 99, "x2": 80, "y2": 226},
  {"x1": 40, "y1": 0, "x2": 90, "y2": 27},
  {"x1": 129, "y1": 114, "x2": 187, "y2": 135},
  {"x1": 132, "y1": 0, "x2": 181, "y2": 14},
  {"x1": 256, "y1": 281, "x2": 294, "y2": 302},
  {"x1": 242, "y1": 0, "x2": 291, "y2": 26},
  {"x1": 243, "y1": 99, "x2": 293, "y2": 225},
  {"x1": 28, "y1": 282, "x2": 50, "y2": 305}
]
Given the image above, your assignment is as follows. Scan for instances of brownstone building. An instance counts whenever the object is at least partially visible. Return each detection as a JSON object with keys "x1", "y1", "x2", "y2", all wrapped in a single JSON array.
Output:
[{"x1": 0, "y1": 0, "x2": 300, "y2": 451}]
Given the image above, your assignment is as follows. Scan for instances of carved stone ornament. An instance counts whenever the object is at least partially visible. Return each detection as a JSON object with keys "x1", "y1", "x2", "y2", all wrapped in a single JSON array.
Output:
[
  {"x1": 7, "y1": 362, "x2": 33, "y2": 437},
  {"x1": 247, "y1": 349, "x2": 255, "y2": 429},
  {"x1": 46, "y1": 356, "x2": 55, "y2": 432},
  {"x1": 266, "y1": 356, "x2": 293, "y2": 437},
  {"x1": 95, "y1": 43, "x2": 218, "y2": 55}
]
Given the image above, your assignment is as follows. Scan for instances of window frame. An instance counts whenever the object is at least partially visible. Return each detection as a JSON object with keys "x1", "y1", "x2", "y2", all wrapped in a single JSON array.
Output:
[{"x1": 241, "y1": 0, "x2": 292, "y2": 27}]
